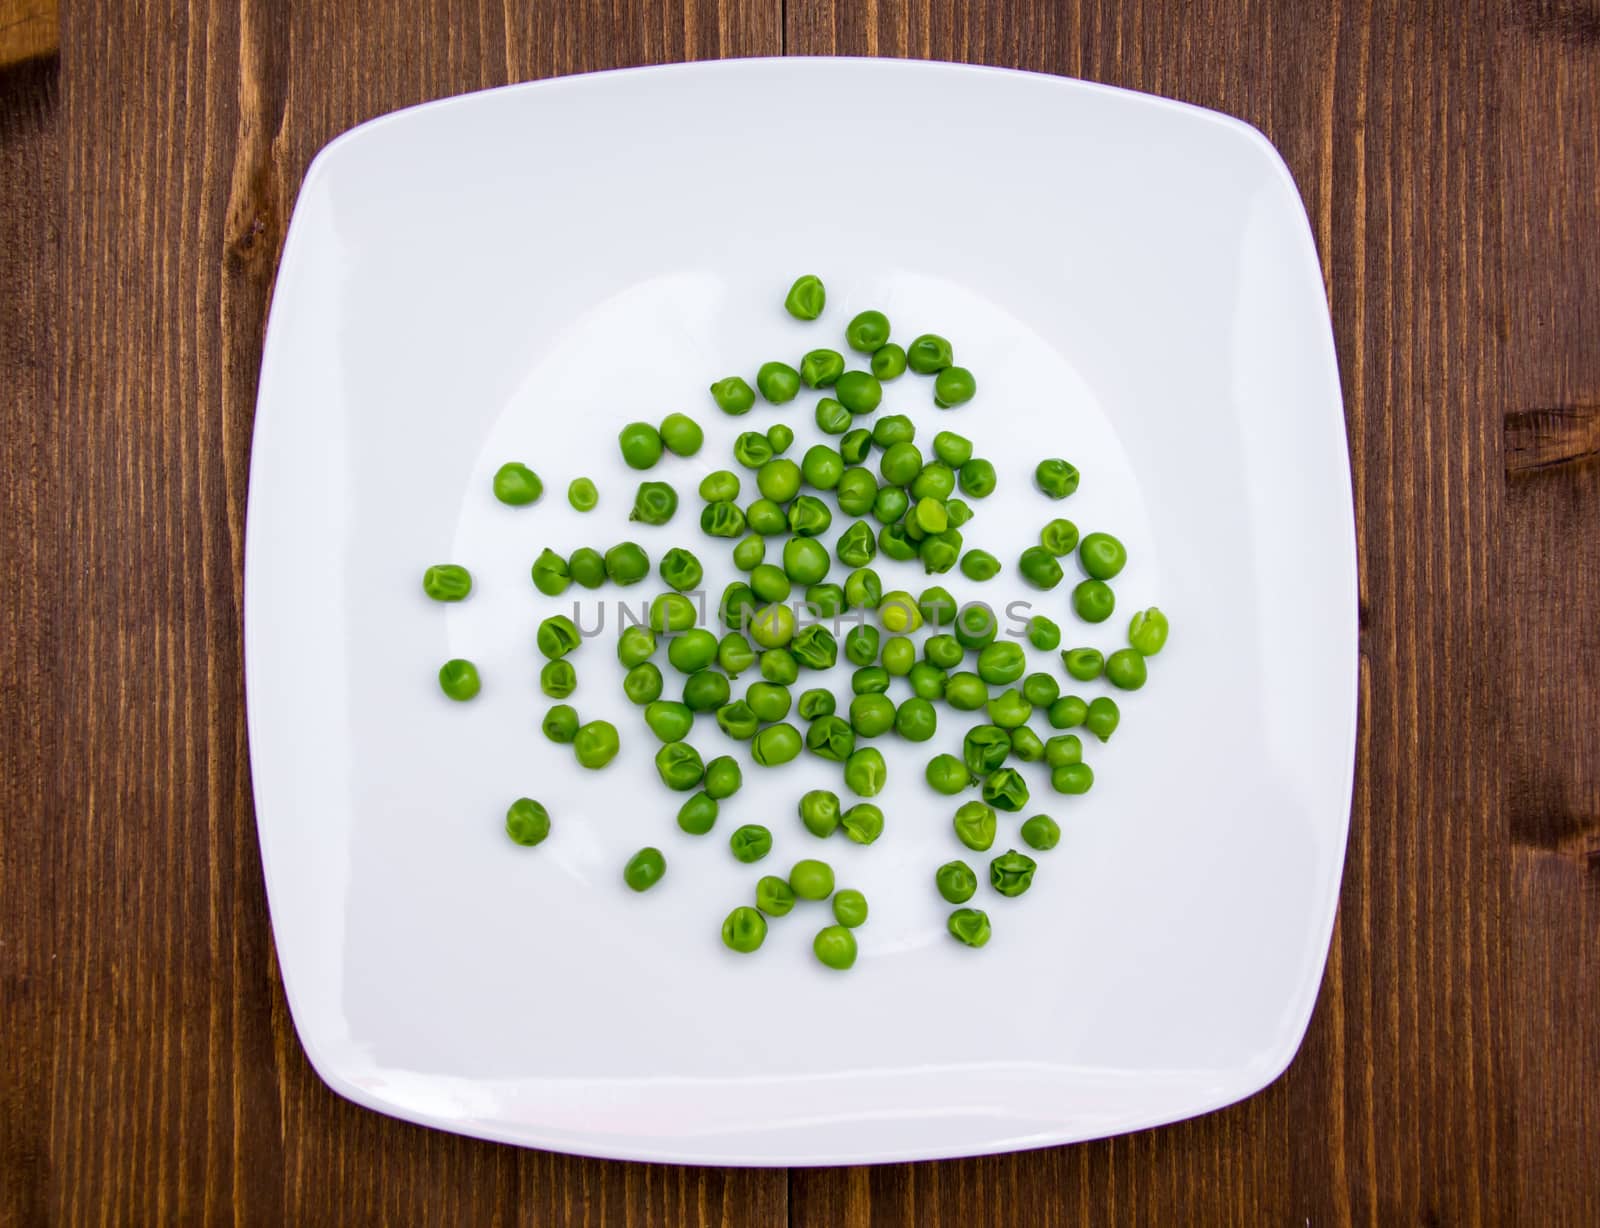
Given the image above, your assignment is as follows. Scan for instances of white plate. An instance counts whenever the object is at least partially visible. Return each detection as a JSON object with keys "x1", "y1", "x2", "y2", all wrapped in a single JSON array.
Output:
[{"x1": 245, "y1": 58, "x2": 1356, "y2": 1166}]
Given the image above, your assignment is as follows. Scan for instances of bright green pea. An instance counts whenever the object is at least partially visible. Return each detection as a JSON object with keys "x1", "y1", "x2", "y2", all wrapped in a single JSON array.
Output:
[
  {"x1": 877, "y1": 442, "x2": 920, "y2": 487},
  {"x1": 1034, "y1": 458, "x2": 1079, "y2": 499},
  {"x1": 760, "y1": 648, "x2": 799, "y2": 685},
  {"x1": 844, "y1": 624, "x2": 879, "y2": 667},
  {"x1": 604, "y1": 541, "x2": 650, "y2": 585},
  {"x1": 836, "y1": 468, "x2": 878, "y2": 517},
  {"x1": 792, "y1": 624, "x2": 838, "y2": 669},
  {"x1": 750, "y1": 563, "x2": 792, "y2": 604},
  {"x1": 1027, "y1": 615, "x2": 1061, "y2": 652},
  {"x1": 801, "y1": 348, "x2": 845, "y2": 388},
  {"x1": 933, "y1": 366, "x2": 976, "y2": 408},
  {"x1": 650, "y1": 593, "x2": 696, "y2": 634},
  {"x1": 537, "y1": 614, "x2": 581, "y2": 659},
  {"x1": 982, "y1": 767, "x2": 1030, "y2": 812},
  {"x1": 757, "y1": 458, "x2": 802, "y2": 502},
  {"x1": 617, "y1": 625, "x2": 656, "y2": 668},
  {"x1": 756, "y1": 876, "x2": 796, "y2": 917},
  {"x1": 1021, "y1": 815, "x2": 1062, "y2": 851},
  {"x1": 832, "y1": 888, "x2": 869, "y2": 928},
  {"x1": 1051, "y1": 762, "x2": 1095, "y2": 794},
  {"x1": 785, "y1": 274, "x2": 826, "y2": 320},
  {"x1": 932, "y1": 430, "x2": 972, "y2": 467},
  {"x1": 746, "y1": 498, "x2": 787, "y2": 536},
  {"x1": 735, "y1": 431, "x2": 775, "y2": 469},
  {"x1": 845, "y1": 309, "x2": 890, "y2": 352},
  {"x1": 945, "y1": 671, "x2": 990, "y2": 711},
  {"x1": 976, "y1": 641, "x2": 1025, "y2": 685},
  {"x1": 704, "y1": 755, "x2": 742, "y2": 800},
  {"x1": 894, "y1": 697, "x2": 938, "y2": 742},
  {"x1": 911, "y1": 462, "x2": 956, "y2": 501},
  {"x1": 870, "y1": 485, "x2": 908, "y2": 527},
  {"x1": 986, "y1": 688, "x2": 1033, "y2": 729},
  {"x1": 835, "y1": 370, "x2": 883, "y2": 415},
  {"x1": 797, "y1": 688, "x2": 836, "y2": 720},
  {"x1": 1073, "y1": 579, "x2": 1116, "y2": 623},
  {"x1": 1044, "y1": 734, "x2": 1082, "y2": 767},
  {"x1": 751, "y1": 722, "x2": 803, "y2": 767},
  {"x1": 815, "y1": 397, "x2": 851, "y2": 435},
  {"x1": 881, "y1": 635, "x2": 915, "y2": 676},
  {"x1": 907, "y1": 333, "x2": 953, "y2": 374},
  {"x1": 623, "y1": 846, "x2": 666, "y2": 891},
  {"x1": 747, "y1": 681, "x2": 792, "y2": 723},
  {"x1": 1018, "y1": 546, "x2": 1063, "y2": 590},
  {"x1": 717, "y1": 632, "x2": 757, "y2": 677},
  {"x1": 1106, "y1": 648, "x2": 1148, "y2": 690},
  {"x1": 1062, "y1": 647, "x2": 1104, "y2": 681},
  {"x1": 924, "y1": 633, "x2": 963, "y2": 668},
  {"x1": 505, "y1": 798, "x2": 551, "y2": 847},
  {"x1": 936, "y1": 860, "x2": 976, "y2": 903},
  {"x1": 990, "y1": 849, "x2": 1037, "y2": 897},
  {"x1": 677, "y1": 791, "x2": 718, "y2": 835},
  {"x1": 645, "y1": 701, "x2": 695, "y2": 743},
  {"x1": 1009, "y1": 725, "x2": 1046, "y2": 762},
  {"x1": 948, "y1": 907, "x2": 991, "y2": 948},
  {"x1": 843, "y1": 747, "x2": 886, "y2": 797},
  {"x1": 790, "y1": 858, "x2": 835, "y2": 900},
  {"x1": 716, "y1": 699, "x2": 759, "y2": 740},
  {"x1": 848, "y1": 668, "x2": 887, "y2": 698},
  {"x1": 840, "y1": 802, "x2": 884, "y2": 844},
  {"x1": 801, "y1": 583, "x2": 841, "y2": 621},
  {"x1": 799, "y1": 788, "x2": 842, "y2": 838},
  {"x1": 722, "y1": 905, "x2": 767, "y2": 952},
  {"x1": 658, "y1": 546, "x2": 702, "y2": 592},
  {"x1": 801, "y1": 444, "x2": 844, "y2": 491},
  {"x1": 907, "y1": 662, "x2": 948, "y2": 701},
  {"x1": 926, "y1": 753, "x2": 971, "y2": 794},
  {"x1": 954, "y1": 800, "x2": 997, "y2": 850},
  {"x1": 1079, "y1": 532, "x2": 1128, "y2": 579},
  {"x1": 913, "y1": 498, "x2": 949, "y2": 536},
  {"x1": 710, "y1": 376, "x2": 756, "y2": 415},
  {"x1": 682, "y1": 670, "x2": 730, "y2": 712},
  {"x1": 958, "y1": 459, "x2": 996, "y2": 498},
  {"x1": 953, "y1": 603, "x2": 997, "y2": 650},
  {"x1": 750, "y1": 602, "x2": 796, "y2": 648},
  {"x1": 813, "y1": 924, "x2": 857, "y2": 970},
  {"x1": 866, "y1": 415, "x2": 910, "y2": 448},
  {"x1": 618, "y1": 423, "x2": 664, "y2": 470},
  {"x1": 1085, "y1": 695, "x2": 1120, "y2": 742},
  {"x1": 849, "y1": 693, "x2": 896, "y2": 738},
  {"x1": 574, "y1": 720, "x2": 620, "y2": 769},
  {"x1": 910, "y1": 587, "x2": 951, "y2": 628},
  {"x1": 963, "y1": 725, "x2": 1011, "y2": 776},
  {"x1": 730, "y1": 824, "x2": 773, "y2": 863},
  {"x1": 542, "y1": 704, "x2": 578, "y2": 743},
  {"x1": 878, "y1": 590, "x2": 922, "y2": 634},
  {"x1": 493, "y1": 462, "x2": 543, "y2": 505},
  {"x1": 757, "y1": 361, "x2": 801, "y2": 404},
  {"x1": 960, "y1": 549, "x2": 1000, "y2": 581},
  {"x1": 839, "y1": 428, "x2": 873, "y2": 464},
  {"x1": 1129, "y1": 607, "x2": 1170, "y2": 656},
  {"x1": 654, "y1": 740, "x2": 704, "y2": 789},
  {"x1": 919, "y1": 531, "x2": 961, "y2": 575},
  {"x1": 1022, "y1": 672, "x2": 1060, "y2": 707},
  {"x1": 835, "y1": 521, "x2": 877, "y2": 570},
  {"x1": 423, "y1": 563, "x2": 472, "y2": 601},
  {"x1": 622, "y1": 662, "x2": 663, "y2": 704},
  {"x1": 701, "y1": 501, "x2": 747, "y2": 538},
  {"x1": 732, "y1": 535, "x2": 765, "y2": 572},
  {"x1": 1048, "y1": 695, "x2": 1088, "y2": 729},
  {"x1": 946, "y1": 498, "x2": 974, "y2": 527},
  {"x1": 788, "y1": 495, "x2": 833, "y2": 538},
  {"x1": 699, "y1": 469, "x2": 741, "y2": 502},
  {"x1": 650, "y1": 412, "x2": 700, "y2": 457},
  {"x1": 541, "y1": 659, "x2": 577, "y2": 698},
  {"x1": 528, "y1": 549, "x2": 569, "y2": 596},
  {"x1": 805, "y1": 715, "x2": 856, "y2": 763},
  {"x1": 767, "y1": 423, "x2": 794, "y2": 455},
  {"x1": 1041, "y1": 518, "x2": 1079, "y2": 556},
  {"x1": 871, "y1": 343, "x2": 907, "y2": 380},
  {"x1": 783, "y1": 536, "x2": 831, "y2": 585}
]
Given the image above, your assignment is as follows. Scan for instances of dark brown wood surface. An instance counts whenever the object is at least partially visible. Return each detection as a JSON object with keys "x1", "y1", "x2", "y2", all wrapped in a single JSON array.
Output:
[{"x1": 2, "y1": 2, "x2": 1596, "y2": 1224}]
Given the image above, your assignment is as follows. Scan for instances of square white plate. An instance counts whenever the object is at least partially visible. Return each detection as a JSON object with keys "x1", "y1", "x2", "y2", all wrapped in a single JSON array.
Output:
[{"x1": 246, "y1": 58, "x2": 1356, "y2": 1166}]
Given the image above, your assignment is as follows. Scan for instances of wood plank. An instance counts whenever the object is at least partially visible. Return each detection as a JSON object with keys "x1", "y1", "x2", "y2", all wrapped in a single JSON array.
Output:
[{"x1": 0, "y1": 0, "x2": 57, "y2": 68}]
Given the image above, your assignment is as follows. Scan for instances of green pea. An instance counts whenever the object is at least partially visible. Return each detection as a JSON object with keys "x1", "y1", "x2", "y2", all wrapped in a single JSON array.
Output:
[
  {"x1": 907, "y1": 333, "x2": 953, "y2": 374},
  {"x1": 746, "y1": 498, "x2": 787, "y2": 536},
  {"x1": 1105, "y1": 648, "x2": 1148, "y2": 690},
  {"x1": 832, "y1": 888, "x2": 869, "y2": 928},
  {"x1": 683, "y1": 670, "x2": 730, "y2": 712},
  {"x1": 800, "y1": 348, "x2": 845, "y2": 388},
  {"x1": 750, "y1": 602, "x2": 795, "y2": 648},
  {"x1": 699, "y1": 469, "x2": 741, "y2": 502},
  {"x1": 904, "y1": 590, "x2": 949, "y2": 632},
  {"x1": 1022, "y1": 673, "x2": 1060, "y2": 708},
  {"x1": 836, "y1": 469, "x2": 879, "y2": 517},
  {"x1": 954, "y1": 603, "x2": 997, "y2": 650},
  {"x1": 815, "y1": 396, "x2": 851, "y2": 435},
  {"x1": 618, "y1": 423, "x2": 664, "y2": 470},
  {"x1": 423, "y1": 563, "x2": 472, "y2": 601},
  {"x1": 785, "y1": 274, "x2": 826, "y2": 320},
  {"x1": 1033, "y1": 458, "x2": 1079, "y2": 499},
  {"x1": 677, "y1": 791, "x2": 719, "y2": 835},
  {"x1": 803, "y1": 583, "x2": 843, "y2": 620},
  {"x1": 932, "y1": 430, "x2": 972, "y2": 468},
  {"x1": 788, "y1": 495, "x2": 833, "y2": 538},
  {"x1": 757, "y1": 361, "x2": 801, "y2": 404},
  {"x1": 839, "y1": 428, "x2": 873, "y2": 464},
  {"x1": 1047, "y1": 695, "x2": 1088, "y2": 729},
  {"x1": 878, "y1": 442, "x2": 922, "y2": 487},
  {"x1": 722, "y1": 905, "x2": 768, "y2": 953},
  {"x1": 1027, "y1": 615, "x2": 1061, "y2": 652},
  {"x1": 958, "y1": 459, "x2": 996, "y2": 498},
  {"x1": 798, "y1": 688, "x2": 836, "y2": 720},
  {"x1": 835, "y1": 370, "x2": 883, "y2": 414},
  {"x1": 701, "y1": 501, "x2": 747, "y2": 538},
  {"x1": 840, "y1": 802, "x2": 884, "y2": 844},
  {"x1": 541, "y1": 704, "x2": 578, "y2": 743},
  {"x1": 933, "y1": 366, "x2": 976, "y2": 408},
  {"x1": 751, "y1": 722, "x2": 802, "y2": 767},
  {"x1": 730, "y1": 824, "x2": 773, "y2": 863},
  {"x1": 757, "y1": 458, "x2": 802, "y2": 503},
  {"x1": 783, "y1": 537, "x2": 831, "y2": 585},
  {"x1": 529, "y1": 550, "x2": 568, "y2": 596},
  {"x1": 982, "y1": 767, "x2": 1030, "y2": 812},
  {"x1": 851, "y1": 666, "x2": 891, "y2": 695},
  {"x1": 734, "y1": 431, "x2": 774, "y2": 470},
  {"x1": 924, "y1": 633, "x2": 964, "y2": 668},
  {"x1": 756, "y1": 876, "x2": 796, "y2": 917},
  {"x1": 704, "y1": 755, "x2": 742, "y2": 800},
  {"x1": 792, "y1": 624, "x2": 838, "y2": 670},
  {"x1": 746, "y1": 681, "x2": 792, "y2": 723},
  {"x1": 907, "y1": 662, "x2": 948, "y2": 701},
  {"x1": 799, "y1": 788, "x2": 843, "y2": 837},
  {"x1": 536, "y1": 615, "x2": 580, "y2": 659},
  {"x1": 919, "y1": 531, "x2": 961, "y2": 575},
  {"x1": 849, "y1": 693, "x2": 896, "y2": 738},
  {"x1": 948, "y1": 907, "x2": 991, "y2": 948},
  {"x1": 871, "y1": 342, "x2": 907, "y2": 380},
  {"x1": 1062, "y1": 647, "x2": 1104, "y2": 682},
  {"x1": 1073, "y1": 580, "x2": 1116, "y2": 624},
  {"x1": 623, "y1": 846, "x2": 666, "y2": 891},
  {"x1": 844, "y1": 309, "x2": 889, "y2": 352},
  {"x1": 989, "y1": 849, "x2": 1037, "y2": 897},
  {"x1": 749, "y1": 563, "x2": 792, "y2": 604},
  {"x1": 915, "y1": 499, "x2": 951, "y2": 539},
  {"x1": 760, "y1": 648, "x2": 799, "y2": 685},
  {"x1": 945, "y1": 671, "x2": 990, "y2": 711},
  {"x1": 878, "y1": 590, "x2": 923, "y2": 634},
  {"x1": 976, "y1": 641, "x2": 1025, "y2": 685},
  {"x1": 1085, "y1": 696, "x2": 1120, "y2": 742},
  {"x1": 963, "y1": 725, "x2": 1011, "y2": 776},
  {"x1": 717, "y1": 632, "x2": 756, "y2": 677},
  {"x1": 604, "y1": 542, "x2": 650, "y2": 585},
  {"x1": 493, "y1": 462, "x2": 543, "y2": 505},
  {"x1": 832, "y1": 521, "x2": 876, "y2": 570},
  {"x1": 872, "y1": 485, "x2": 910, "y2": 525},
  {"x1": 650, "y1": 592, "x2": 697, "y2": 633},
  {"x1": 1079, "y1": 532, "x2": 1128, "y2": 579},
  {"x1": 790, "y1": 858, "x2": 835, "y2": 900},
  {"x1": 654, "y1": 740, "x2": 704, "y2": 790},
  {"x1": 716, "y1": 699, "x2": 759, "y2": 740},
  {"x1": 621, "y1": 662, "x2": 662, "y2": 705},
  {"x1": 926, "y1": 753, "x2": 972, "y2": 795},
  {"x1": 574, "y1": 720, "x2": 620, "y2": 769},
  {"x1": 541, "y1": 659, "x2": 577, "y2": 698},
  {"x1": 1045, "y1": 734, "x2": 1082, "y2": 768},
  {"x1": 911, "y1": 462, "x2": 957, "y2": 501},
  {"x1": 936, "y1": 860, "x2": 977, "y2": 903},
  {"x1": 1009, "y1": 725, "x2": 1046, "y2": 762},
  {"x1": 894, "y1": 697, "x2": 938, "y2": 742},
  {"x1": 505, "y1": 798, "x2": 551, "y2": 847},
  {"x1": 1017, "y1": 545, "x2": 1063, "y2": 590},
  {"x1": 710, "y1": 376, "x2": 756, "y2": 415},
  {"x1": 881, "y1": 636, "x2": 915, "y2": 676},
  {"x1": 813, "y1": 924, "x2": 858, "y2": 970},
  {"x1": 767, "y1": 422, "x2": 794, "y2": 454},
  {"x1": 645, "y1": 701, "x2": 695, "y2": 743},
  {"x1": 954, "y1": 800, "x2": 997, "y2": 851},
  {"x1": 1041, "y1": 518, "x2": 1079, "y2": 556},
  {"x1": 946, "y1": 498, "x2": 974, "y2": 528},
  {"x1": 843, "y1": 747, "x2": 886, "y2": 797},
  {"x1": 844, "y1": 624, "x2": 880, "y2": 666},
  {"x1": 800, "y1": 444, "x2": 844, "y2": 492},
  {"x1": 656, "y1": 546, "x2": 702, "y2": 593},
  {"x1": 1051, "y1": 762, "x2": 1095, "y2": 794},
  {"x1": 960, "y1": 549, "x2": 1000, "y2": 581},
  {"x1": 729, "y1": 535, "x2": 763, "y2": 573},
  {"x1": 1020, "y1": 815, "x2": 1061, "y2": 851},
  {"x1": 1128, "y1": 607, "x2": 1170, "y2": 656}
]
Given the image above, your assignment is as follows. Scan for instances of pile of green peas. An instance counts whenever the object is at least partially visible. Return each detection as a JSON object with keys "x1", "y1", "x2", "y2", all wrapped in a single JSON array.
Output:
[{"x1": 420, "y1": 274, "x2": 1168, "y2": 965}]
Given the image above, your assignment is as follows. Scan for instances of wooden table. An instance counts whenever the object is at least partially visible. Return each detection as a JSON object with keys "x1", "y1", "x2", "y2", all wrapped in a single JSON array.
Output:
[{"x1": 3, "y1": 2, "x2": 1596, "y2": 1224}]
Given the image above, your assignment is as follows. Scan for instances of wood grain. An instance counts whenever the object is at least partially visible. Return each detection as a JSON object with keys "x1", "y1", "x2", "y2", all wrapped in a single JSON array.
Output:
[
  {"x1": 0, "y1": 0, "x2": 57, "y2": 68},
  {"x1": 1, "y1": 0, "x2": 1597, "y2": 1224}
]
